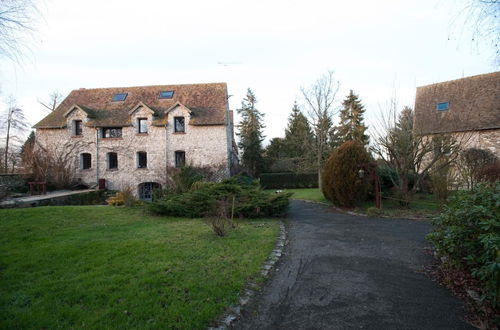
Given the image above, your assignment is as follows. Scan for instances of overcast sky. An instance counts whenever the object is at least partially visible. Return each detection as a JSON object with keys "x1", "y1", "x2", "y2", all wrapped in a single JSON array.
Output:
[{"x1": 0, "y1": 0, "x2": 497, "y2": 144}]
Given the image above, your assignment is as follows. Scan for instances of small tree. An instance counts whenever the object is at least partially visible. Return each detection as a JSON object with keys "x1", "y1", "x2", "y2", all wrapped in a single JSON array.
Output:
[
  {"x1": 301, "y1": 70, "x2": 340, "y2": 188},
  {"x1": 337, "y1": 90, "x2": 369, "y2": 146},
  {"x1": 372, "y1": 106, "x2": 464, "y2": 206},
  {"x1": 1, "y1": 96, "x2": 29, "y2": 173},
  {"x1": 322, "y1": 140, "x2": 371, "y2": 207},
  {"x1": 236, "y1": 89, "x2": 265, "y2": 177},
  {"x1": 456, "y1": 148, "x2": 498, "y2": 190}
]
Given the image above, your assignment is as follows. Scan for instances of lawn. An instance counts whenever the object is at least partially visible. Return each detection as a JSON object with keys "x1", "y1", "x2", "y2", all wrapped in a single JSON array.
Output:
[
  {"x1": 283, "y1": 188, "x2": 439, "y2": 218},
  {"x1": 0, "y1": 206, "x2": 279, "y2": 329},
  {"x1": 274, "y1": 188, "x2": 328, "y2": 203}
]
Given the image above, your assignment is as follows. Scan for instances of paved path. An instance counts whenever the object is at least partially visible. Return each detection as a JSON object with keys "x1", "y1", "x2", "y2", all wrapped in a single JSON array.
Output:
[
  {"x1": 233, "y1": 200, "x2": 472, "y2": 330},
  {"x1": 0, "y1": 189, "x2": 96, "y2": 208}
]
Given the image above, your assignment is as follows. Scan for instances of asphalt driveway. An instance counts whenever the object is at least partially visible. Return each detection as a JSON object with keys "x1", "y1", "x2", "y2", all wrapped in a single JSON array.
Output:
[{"x1": 233, "y1": 200, "x2": 472, "y2": 330}]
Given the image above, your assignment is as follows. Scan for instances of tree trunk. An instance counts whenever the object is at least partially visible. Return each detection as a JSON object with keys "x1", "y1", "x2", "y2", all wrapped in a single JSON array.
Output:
[{"x1": 4, "y1": 118, "x2": 11, "y2": 173}]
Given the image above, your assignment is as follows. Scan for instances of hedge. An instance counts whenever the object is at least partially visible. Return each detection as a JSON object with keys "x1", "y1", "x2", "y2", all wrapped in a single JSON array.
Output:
[{"x1": 259, "y1": 173, "x2": 318, "y2": 189}]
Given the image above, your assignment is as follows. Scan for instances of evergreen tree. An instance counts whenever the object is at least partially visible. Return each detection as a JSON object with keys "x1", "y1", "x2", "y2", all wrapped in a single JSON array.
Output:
[
  {"x1": 236, "y1": 89, "x2": 265, "y2": 177},
  {"x1": 283, "y1": 102, "x2": 314, "y2": 161},
  {"x1": 337, "y1": 90, "x2": 369, "y2": 146}
]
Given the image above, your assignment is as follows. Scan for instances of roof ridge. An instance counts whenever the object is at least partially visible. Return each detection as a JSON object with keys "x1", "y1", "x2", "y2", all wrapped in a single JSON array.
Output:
[
  {"x1": 417, "y1": 71, "x2": 499, "y2": 89},
  {"x1": 72, "y1": 82, "x2": 227, "y2": 92}
]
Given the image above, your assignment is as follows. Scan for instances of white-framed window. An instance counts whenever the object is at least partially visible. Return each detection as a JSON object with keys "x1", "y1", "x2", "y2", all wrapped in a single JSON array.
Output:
[{"x1": 138, "y1": 118, "x2": 148, "y2": 133}]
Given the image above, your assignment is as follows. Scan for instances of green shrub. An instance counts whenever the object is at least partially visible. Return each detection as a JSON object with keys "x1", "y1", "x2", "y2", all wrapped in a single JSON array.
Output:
[
  {"x1": 377, "y1": 166, "x2": 398, "y2": 195},
  {"x1": 147, "y1": 176, "x2": 292, "y2": 218},
  {"x1": 172, "y1": 166, "x2": 206, "y2": 193},
  {"x1": 427, "y1": 183, "x2": 500, "y2": 308},
  {"x1": 259, "y1": 172, "x2": 318, "y2": 189},
  {"x1": 322, "y1": 140, "x2": 372, "y2": 207}
]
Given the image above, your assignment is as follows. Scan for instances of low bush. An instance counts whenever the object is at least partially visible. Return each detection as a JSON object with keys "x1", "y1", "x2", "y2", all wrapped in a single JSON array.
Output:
[
  {"x1": 259, "y1": 172, "x2": 318, "y2": 189},
  {"x1": 106, "y1": 186, "x2": 139, "y2": 207},
  {"x1": 427, "y1": 183, "x2": 500, "y2": 308},
  {"x1": 147, "y1": 176, "x2": 292, "y2": 218}
]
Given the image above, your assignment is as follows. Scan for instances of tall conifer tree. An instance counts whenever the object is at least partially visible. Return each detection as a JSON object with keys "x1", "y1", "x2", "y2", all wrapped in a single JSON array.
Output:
[
  {"x1": 283, "y1": 102, "x2": 314, "y2": 159},
  {"x1": 337, "y1": 90, "x2": 369, "y2": 146},
  {"x1": 236, "y1": 89, "x2": 265, "y2": 177}
]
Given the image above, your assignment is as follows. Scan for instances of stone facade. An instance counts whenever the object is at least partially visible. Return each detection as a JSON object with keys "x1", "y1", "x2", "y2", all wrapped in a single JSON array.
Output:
[
  {"x1": 414, "y1": 72, "x2": 500, "y2": 157},
  {"x1": 34, "y1": 83, "x2": 237, "y2": 198}
]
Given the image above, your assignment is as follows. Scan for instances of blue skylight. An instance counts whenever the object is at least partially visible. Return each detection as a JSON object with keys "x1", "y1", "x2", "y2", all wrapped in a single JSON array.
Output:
[
  {"x1": 159, "y1": 90, "x2": 174, "y2": 99},
  {"x1": 112, "y1": 93, "x2": 128, "y2": 102},
  {"x1": 436, "y1": 102, "x2": 449, "y2": 111}
]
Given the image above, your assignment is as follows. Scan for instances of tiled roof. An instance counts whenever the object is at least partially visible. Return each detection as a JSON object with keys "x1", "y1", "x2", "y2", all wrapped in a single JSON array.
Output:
[
  {"x1": 34, "y1": 82, "x2": 228, "y2": 128},
  {"x1": 414, "y1": 72, "x2": 500, "y2": 134}
]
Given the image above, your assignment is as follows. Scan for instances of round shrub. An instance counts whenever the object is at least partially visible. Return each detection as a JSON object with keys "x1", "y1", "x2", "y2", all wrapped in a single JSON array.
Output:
[{"x1": 322, "y1": 140, "x2": 371, "y2": 207}]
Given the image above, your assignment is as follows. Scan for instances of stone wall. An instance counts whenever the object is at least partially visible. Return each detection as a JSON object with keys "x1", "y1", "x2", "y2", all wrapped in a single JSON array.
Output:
[
  {"x1": 35, "y1": 104, "x2": 232, "y2": 196},
  {"x1": 0, "y1": 174, "x2": 25, "y2": 193}
]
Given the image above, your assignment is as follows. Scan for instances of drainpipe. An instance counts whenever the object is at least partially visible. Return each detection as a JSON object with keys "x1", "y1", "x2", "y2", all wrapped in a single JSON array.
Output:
[
  {"x1": 95, "y1": 127, "x2": 99, "y2": 185},
  {"x1": 164, "y1": 122, "x2": 168, "y2": 186}
]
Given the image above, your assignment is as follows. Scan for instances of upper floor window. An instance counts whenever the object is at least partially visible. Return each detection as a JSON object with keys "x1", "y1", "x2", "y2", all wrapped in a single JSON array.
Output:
[
  {"x1": 80, "y1": 153, "x2": 91, "y2": 169},
  {"x1": 175, "y1": 151, "x2": 185, "y2": 168},
  {"x1": 159, "y1": 90, "x2": 174, "y2": 99},
  {"x1": 174, "y1": 117, "x2": 185, "y2": 133},
  {"x1": 107, "y1": 152, "x2": 118, "y2": 170},
  {"x1": 138, "y1": 118, "x2": 148, "y2": 134},
  {"x1": 102, "y1": 127, "x2": 122, "y2": 138},
  {"x1": 137, "y1": 151, "x2": 147, "y2": 168},
  {"x1": 73, "y1": 120, "x2": 83, "y2": 136},
  {"x1": 436, "y1": 102, "x2": 449, "y2": 111},
  {"x1": 112, "y1": 93, "x2": 128, "y2": 102}
]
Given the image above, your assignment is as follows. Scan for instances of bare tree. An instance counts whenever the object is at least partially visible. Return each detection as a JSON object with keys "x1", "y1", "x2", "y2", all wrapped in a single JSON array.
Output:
[
  {"x1": 1, "y1": 96, "x2": 29, "y2": 173},
  {"x1": 24, "y1": 139, "x2": 93, "y2": 188},
  {"x1": 371, "y1": 106, "x2": 467, "y2": 206},
  {"x1": 0, "y1": 0, "x2": 40, "y2": 62},
  {"x1": 450, "y1": 0, "x2": 500, "y2": 64},
  {"x1": 301, "y1": 70, "x2": 340, "y2": 188},
  {"x1": 38, "y1": 91, "x2": 63, "y2": 113}
]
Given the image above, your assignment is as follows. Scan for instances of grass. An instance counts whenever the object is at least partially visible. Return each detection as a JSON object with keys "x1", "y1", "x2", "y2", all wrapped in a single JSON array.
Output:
[
  {"x1": 270, "y1": 188, "x2": 328, "y2": 203},
  {"x1": 0, "y1": 206, "x2": 279, "y2": 329},
  {"x1": 281, "y1": 188, "x2": 439, "y2": 218}
]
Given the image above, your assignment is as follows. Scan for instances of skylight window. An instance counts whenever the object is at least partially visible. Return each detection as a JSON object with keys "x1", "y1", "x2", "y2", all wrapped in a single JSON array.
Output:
[
  {"x1": 112, "y1": 93, "x2": 128, "y2": 102},
  {"x1": 159, "y1": 91, "x2": 174, "y2": 99},
  {"x1": 436, "y1": 102, "x2": 449, "y2": 111}
]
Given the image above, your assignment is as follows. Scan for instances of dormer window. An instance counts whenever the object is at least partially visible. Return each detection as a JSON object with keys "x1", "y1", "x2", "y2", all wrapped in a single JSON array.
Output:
[
  {"x1": 174, "y1": 117, "x2": 185, "y2": 133},
  {"x1": 73, "y1": 120, "x2": 83, "y2": 136},
  {"x1": 159, "y1": 91, "x2": 174, "y2": 99},
  {"x1": 137, "y1": 118, "x2": 148, "y2": 133},
  {"x1": 112, "y1": 93, "x2": 128, "y2": 102}
]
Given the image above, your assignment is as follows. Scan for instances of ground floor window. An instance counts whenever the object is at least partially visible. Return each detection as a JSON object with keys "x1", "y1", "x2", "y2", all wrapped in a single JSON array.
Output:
[
  {"x1": 138, "y1": 182, "x2": 161, "y2": 200},
  {"x1": 175, "y1": 151, "x2": 185, "y2": 168},
  {"x1": 80, "y1": 153, "x2": 91, "y2": 169}
]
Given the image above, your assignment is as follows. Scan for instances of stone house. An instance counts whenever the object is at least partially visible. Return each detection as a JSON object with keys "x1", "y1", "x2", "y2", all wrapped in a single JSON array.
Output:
[
  {"x1": 33, "y1": 82, "x2": 238, "y2": 199},
  {"x1": 414, "y1": 71, "x2": 500, "y2": 158}
]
